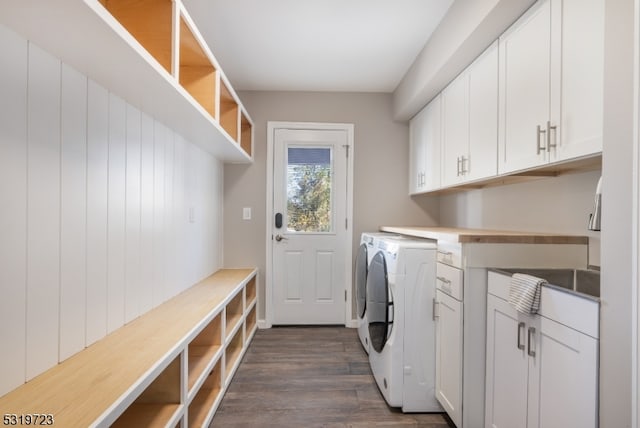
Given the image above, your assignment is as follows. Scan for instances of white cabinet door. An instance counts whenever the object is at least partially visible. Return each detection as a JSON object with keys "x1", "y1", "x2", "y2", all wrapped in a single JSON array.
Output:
[
  {"x1": 435, "y1": 290, "x2": 463, "y2": 428},
  {"x1": 528, "y1": 316, "x2": 599, "y2": 428},
  {"x1": 467, "y1": 41, "x2": 498, "y2": 182},
  {"x1": 485, "y1": 294, "x2": 529, "y2": 428},
  {"x1": 498, "y1": 0, "x2": 551, "y2": 174},
  {"x1": 552, "y1": 0, "x2": 604, "y2": 161},
  {"x1": 409, "y1": 95, "x2": 441, "y2": 194},
  {"x1": 441, "y1": 73, "x2": 468, "y2": 187}
]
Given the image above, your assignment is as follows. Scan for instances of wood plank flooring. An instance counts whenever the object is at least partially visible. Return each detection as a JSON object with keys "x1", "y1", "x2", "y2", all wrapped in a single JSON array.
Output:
[{"x1": 211, "y1": 326, "x2": 455, "y2": 427}]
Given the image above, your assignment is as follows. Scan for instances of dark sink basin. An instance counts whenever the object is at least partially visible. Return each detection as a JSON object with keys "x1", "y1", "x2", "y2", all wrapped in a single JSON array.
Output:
[{"x1": 497, "y1": 268, "x2": 600, "y2": 299}]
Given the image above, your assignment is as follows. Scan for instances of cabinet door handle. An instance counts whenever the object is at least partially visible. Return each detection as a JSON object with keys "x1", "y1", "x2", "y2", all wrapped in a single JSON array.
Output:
[
  {"x1": 461, "y1": 156, "x2": 468, "y2": 175},
  {"x1": 456, "y1": 157, "x2": 461, "y2": 176},
  {"x1": 436, "y1": 276, "x2": 452, "y2": 285},
  {"x1": 517, "y1": 322, "x2": 525, "y2": 350},
  {"x1": 527, "y1": 327, "x2": 536, "y2": 357},
  {"x1": 546, "y1": 120, "x2": 557, "y2": 151},
  {"x1": 433, "y1": 298, "x2": 439, "y2": 320},
  {"x1": 536, "y1": 125, "x2": 547, "y2": 155}
]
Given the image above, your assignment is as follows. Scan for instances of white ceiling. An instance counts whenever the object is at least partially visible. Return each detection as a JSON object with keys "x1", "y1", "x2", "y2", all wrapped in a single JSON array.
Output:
[{"x1": 183, "y1": 0, "x2": 454, "y2": 93}]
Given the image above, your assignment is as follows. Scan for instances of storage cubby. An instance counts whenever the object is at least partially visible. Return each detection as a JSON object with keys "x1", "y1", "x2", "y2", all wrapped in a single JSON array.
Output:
[
  {"x1": 99, "y1": 0, "x2": 173, "y2": 74},
  {"x1": 188, "y1": 361, "x2": 222, "y2": 427},
  {"x1": 179, "y1": 15, "x2": 217, "y2": 118},
  {"x1": 112, "y1": 354, "x2": 182, "y2": 427},
  {"x1": 188, "y1": 313, "x2": 222, "y2": 391},
  {"x1": 246, "y1": 306, "x2": 257, "y2": 341},
  {"x1": 219, "y1": 80, "x2": 239, "y2": 141},
  {"x1": 225, "y1": 328, "x2": 244, "y2": 381},
  {"x1": 225, "y1": 291, "x2": 243, "y2": 339},
  {"x1": 240, "y1": 111, "x2": 253, "y2": 156},
  {"x1": 246, "y1": 276, "x2": 257, "y2": 307}
]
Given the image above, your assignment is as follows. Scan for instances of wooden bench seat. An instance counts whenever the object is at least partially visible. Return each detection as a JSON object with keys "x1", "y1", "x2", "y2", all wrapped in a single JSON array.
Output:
[{"x1": 0, "y1": 268, "x2": 258, "y2": 427}]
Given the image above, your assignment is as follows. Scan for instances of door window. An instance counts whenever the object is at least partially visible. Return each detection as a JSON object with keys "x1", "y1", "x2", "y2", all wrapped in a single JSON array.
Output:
[{"x1": 286, "y1": 147, "x2": 333, "y2": 233}]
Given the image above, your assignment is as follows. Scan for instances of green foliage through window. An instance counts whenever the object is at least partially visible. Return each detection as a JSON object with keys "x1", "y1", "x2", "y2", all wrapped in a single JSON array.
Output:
[{"x1": 287, "y1": 163, "x2": 332, "y2": 232}]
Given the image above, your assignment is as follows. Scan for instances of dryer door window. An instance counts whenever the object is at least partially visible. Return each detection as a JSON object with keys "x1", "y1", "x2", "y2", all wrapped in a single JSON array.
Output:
[
  {"x1": 355, "y1": 243, "x2": 368, "y2": 319},
  {"x1": 367, "y1": 251, "x2": 393, "y2": 353}
]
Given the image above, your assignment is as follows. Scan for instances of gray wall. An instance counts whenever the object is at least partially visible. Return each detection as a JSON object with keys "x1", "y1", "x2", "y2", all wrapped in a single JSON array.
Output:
[{"x1": 223, "y1": 91, "x2": 439, "y2": 320}]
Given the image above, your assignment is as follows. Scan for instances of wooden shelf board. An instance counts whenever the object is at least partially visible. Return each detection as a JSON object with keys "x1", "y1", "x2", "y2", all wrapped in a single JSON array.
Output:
[
  {"x1": 225, "y1": 313, "x2": 243, "y2": 340},
  {"x1": 187, "y1": 345, "x2": 221, "y2": 390},
  {"x1": 111, "y1": 403, "x2": 181, "y2": 428},
  {"x1": 189, "y1": 386, "x2": 222, "y2": 427},
  {"x1": 0, "y1": 1, "x2": 251, "y2": 163},
  {"x1": 0, "y1": 268, "x2": 256, "y2": 427}
]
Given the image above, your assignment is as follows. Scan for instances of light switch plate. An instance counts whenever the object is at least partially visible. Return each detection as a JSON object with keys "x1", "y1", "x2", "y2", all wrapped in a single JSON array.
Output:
[{"x1": 243, "y1": 207, "x2": 252, "y2": 220}]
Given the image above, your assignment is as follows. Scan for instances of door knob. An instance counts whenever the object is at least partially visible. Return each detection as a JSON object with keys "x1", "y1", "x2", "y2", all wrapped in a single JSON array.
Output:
[{"x1": 275, "y1": 234, "x2": 288, "y2": 242}]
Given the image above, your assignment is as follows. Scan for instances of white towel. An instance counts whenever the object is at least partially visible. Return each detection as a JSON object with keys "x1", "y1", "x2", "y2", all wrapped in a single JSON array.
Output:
[{"x1": 509, "y1": 273, "x2": 546, "y2": 314}]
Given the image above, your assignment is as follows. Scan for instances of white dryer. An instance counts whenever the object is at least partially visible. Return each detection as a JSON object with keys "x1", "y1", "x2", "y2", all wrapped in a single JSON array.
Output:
[
  {"x1": 367, "y1": 236, "x2": 442, "y2": 412},
  {"x1": 355, "y1": 232, "x2": 399, "y2": 354}
]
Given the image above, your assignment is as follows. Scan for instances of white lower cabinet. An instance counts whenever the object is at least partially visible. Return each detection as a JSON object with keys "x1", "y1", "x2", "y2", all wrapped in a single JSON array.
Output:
[
  {"x1": 485, "y1": 272, "x2": 598, "y2": 428},
  {"x1": 435, "y1": 289, "x2": 463, "y2": 427}
]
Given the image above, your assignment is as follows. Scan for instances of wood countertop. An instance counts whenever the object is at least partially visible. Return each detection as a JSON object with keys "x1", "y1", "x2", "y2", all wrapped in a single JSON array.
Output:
[
  {"x1": 380, "y1": 226, "x2": 589, "y2": 245},
  {"x1": 0, "y1": 268, "x2": 256, "y2": 427}
]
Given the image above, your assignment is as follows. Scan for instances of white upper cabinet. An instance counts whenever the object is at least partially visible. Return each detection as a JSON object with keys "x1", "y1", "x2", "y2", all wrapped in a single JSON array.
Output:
[
  {"x1": 442, "y1": 41, "x2": 498, "y2": 186},
  {"x1": 409, "y1": 95, "x2": 441, "y2": 194},
  {"x1": 553, "y1": 0, "x2": 604, "y2": 161},
  {"x1": 498, "y1": 0, "x2": 604, "y2": 174}
]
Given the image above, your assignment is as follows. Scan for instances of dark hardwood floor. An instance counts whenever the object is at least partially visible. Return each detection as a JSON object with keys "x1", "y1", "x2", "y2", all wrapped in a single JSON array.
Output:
[{"x1": 210, "y1": 326, "x2": 455, "y2": 427}]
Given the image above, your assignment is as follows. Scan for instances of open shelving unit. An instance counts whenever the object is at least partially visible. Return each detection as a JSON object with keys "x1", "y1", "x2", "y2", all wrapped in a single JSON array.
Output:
[
  {"x1": 0, "y1": 269, "x2": 259, "y2": 428},
  {"x1": 0, "y1": 0, "x2": 254, "y2": 163}
]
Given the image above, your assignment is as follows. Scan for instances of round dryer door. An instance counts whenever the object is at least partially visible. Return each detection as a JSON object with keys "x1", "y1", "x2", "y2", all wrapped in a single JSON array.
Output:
[
  {"x1": 367, "y1": 251, "x2": 393, "y2": 353},
  {"x1": 355, "y1": 243, "x2": 368, "y2": 319}
]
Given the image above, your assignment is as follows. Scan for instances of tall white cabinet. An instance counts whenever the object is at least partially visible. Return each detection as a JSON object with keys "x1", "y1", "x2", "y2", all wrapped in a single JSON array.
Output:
[
  {"x1": 498, "y1": 0, "x2": 604, "y2": 174},
  {"x1": 442, "y1": 41, "x2": 498, "y2": 186},
  {"x1": 409, "y1": 95, "x2": 441, "y2": 194}
]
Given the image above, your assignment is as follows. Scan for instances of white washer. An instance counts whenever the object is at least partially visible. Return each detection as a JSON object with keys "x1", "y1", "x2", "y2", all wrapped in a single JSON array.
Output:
[
  {"x1": 367, "y1": 236, "x2": 442, "y2": 412},
  {"x1": 355, "y1": 232, "x2": 399, "y2": 354}
]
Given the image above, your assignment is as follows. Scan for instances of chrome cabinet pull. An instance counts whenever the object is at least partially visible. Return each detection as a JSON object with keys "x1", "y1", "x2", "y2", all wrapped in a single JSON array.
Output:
[
  {"x1": 433, "y1": 298, "x2": 439, "y2": 320},
  {"x1": 460, "y1": 156, "x2": 468, "y2": 175},
  {"x1": 517, "y1": 322, "x2": 525, "y2": 350},
  {"x1": 527, "y1": 327, "x2": 536, "y2": 357},
  {"x1": 456, "y1": 157, "x2": 461, "y2": 176},
  {"x1": 436, "y1": 276, "x2": 452, "y2": 285},
  {"x1": 546, "y1": 120, "x2": 557, "y2": 150},
  {"x1": 536, "y1": 125, "x2": 547, "y2": 154}
]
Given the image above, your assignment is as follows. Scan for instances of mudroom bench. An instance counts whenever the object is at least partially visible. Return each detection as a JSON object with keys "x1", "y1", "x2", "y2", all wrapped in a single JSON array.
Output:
[{"x1": 0, "y1": 268, "x2": 258, "y2": 427}]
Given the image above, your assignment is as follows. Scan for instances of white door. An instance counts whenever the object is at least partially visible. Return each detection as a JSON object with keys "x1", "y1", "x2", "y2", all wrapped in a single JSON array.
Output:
[
  {"x1": 441, "y1": 72, "x2": 469, "y2": 186},
  {"x1": 553, "y1": 0, "x2": 604, "y2": 162},
  {"x1": 485, "y1": 294, "x2": 530, "y2": 428},
  {"x1": 530, "y1": 316, "x2": 599, "y2": 428},
  {"x1": 435, "y1": 289, "x2": 463, "y2": 428},
  {"x1": 498, "y1": 0, "x2": 551, "y2": 174},
  {"x1": 467, "y1": 41, "x2": 499, "y2": 182},
  {"x1": 271, "y1": 127, "x2": 350, "y2": 325}
]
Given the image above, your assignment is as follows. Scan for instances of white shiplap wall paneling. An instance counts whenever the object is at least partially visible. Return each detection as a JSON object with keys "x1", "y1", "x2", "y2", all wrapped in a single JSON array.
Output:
[
  {"x1": 153, "y1": 120, "x2": 166, "y2": 307},
  {"x1": 86, "y1": 79, "x2": 109, "y2": 347},
  {"x1": 0, "y1": 24, "x2": 225, "y2": 395},
  {"x1": 0, "y1": 24, "x2": 28, "y2": 397},
  {"x1": 139, "y1": 111, "x2": 155, "y2": 315},
  {"x1": 164, "y1": 130, "x2": 175, "y2": 303},
  {"x1": 125, "y1": 104, "x2": 142, "y2": 324},
  {"x1": 106, "y1": 93, "x2": 126, "y2": 334},
  {"x1": 59, "y1": 63, "x2": 88, "y2": 362},
  {"x1": 26, "y1": 42, "x2": 61, "y2": 381}
]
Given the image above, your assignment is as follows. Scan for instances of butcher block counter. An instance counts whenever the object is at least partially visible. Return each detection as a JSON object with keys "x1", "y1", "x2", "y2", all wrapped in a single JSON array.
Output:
[{"x1": 379, "y1": 226, "x2": 589, "y2": 245}]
